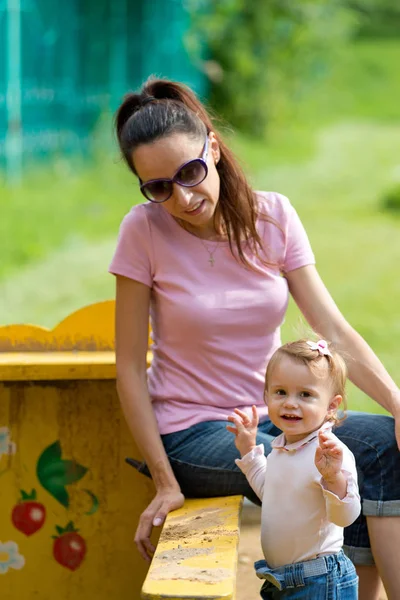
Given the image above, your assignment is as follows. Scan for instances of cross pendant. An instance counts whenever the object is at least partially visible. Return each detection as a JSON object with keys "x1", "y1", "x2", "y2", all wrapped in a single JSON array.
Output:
[{"x1": 209, "y1": 256, "x2": 215, "y2": 266}]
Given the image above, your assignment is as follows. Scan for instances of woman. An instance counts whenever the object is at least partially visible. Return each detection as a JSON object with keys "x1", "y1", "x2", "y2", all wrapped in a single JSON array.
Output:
[{"x1": 109, "y1": 77, "x2": 400, "y2": 600}]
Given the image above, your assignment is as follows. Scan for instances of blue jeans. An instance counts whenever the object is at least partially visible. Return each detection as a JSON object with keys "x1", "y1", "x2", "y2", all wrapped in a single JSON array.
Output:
[
  {"x1": 255, "y1": 551, "x2": 358, "y2": 599},
  {"x1": 128, "y1": 411, "x2": 400, "y2": 566}
]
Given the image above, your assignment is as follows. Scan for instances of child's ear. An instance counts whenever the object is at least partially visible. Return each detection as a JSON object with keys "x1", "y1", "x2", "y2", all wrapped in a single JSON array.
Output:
[
  {"x1": 263, "y1": 389, "x2": 269, "y2": 405},
  {"x1": 328, "y1": 394, "x2": 342, "y2": 417}
]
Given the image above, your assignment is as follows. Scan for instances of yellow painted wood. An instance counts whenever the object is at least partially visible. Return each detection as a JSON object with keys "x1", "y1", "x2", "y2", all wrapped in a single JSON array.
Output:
[
  {"x1": 0, "y1": 300, "x2": 152, "y2": 380},
  {"x1": 141, "y1": 495, "x2": 243, "y2": 600},
  {"x1": 0, "y1": 350, "x2": 152, "y2": 381},
  {"x1": 0, "y1": 300, "x2": 116, "y2": 352},
  {"x1": 0, "y1": 302, "x2": 243, "y2": 599},
  {"x1": 0, "y1": 379, "x2": 156, "y2": 600},
  {"x1": 0, "y1": 302, "x2": 156, "y2": 598}
]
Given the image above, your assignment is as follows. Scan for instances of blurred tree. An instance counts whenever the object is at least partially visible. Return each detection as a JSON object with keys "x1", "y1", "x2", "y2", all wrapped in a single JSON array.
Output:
[
  {"x1": 346, "y1": 0, "x2": 400, "y2": 38},
  {"x1": 186, "y1": 0, "x2": 356, "y2": 136}
]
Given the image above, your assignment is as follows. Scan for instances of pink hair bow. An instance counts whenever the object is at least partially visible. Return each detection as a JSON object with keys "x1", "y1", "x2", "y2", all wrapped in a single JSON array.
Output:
[{"x1": 306, "y1": 339, "x2": 332, "y2": 357}]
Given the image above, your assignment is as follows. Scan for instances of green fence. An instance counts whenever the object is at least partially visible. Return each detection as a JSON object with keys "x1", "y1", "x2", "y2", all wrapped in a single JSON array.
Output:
[{"x1": 0, "y1": 0, "x2": 206, "y2": 181}]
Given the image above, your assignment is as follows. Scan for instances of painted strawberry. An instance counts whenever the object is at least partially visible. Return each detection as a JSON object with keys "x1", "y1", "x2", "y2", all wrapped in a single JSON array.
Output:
[
  {"x1": 11, "y1": 489, "x2": 46, "y2": 536},
  {"x1": 53, "y1": 522, "x2": 86, "y2": 571}
]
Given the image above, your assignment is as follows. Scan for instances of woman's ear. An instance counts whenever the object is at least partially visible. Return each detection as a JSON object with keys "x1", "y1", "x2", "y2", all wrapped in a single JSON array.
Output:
[
  {"x1": 208, "y1": 131, "x2": 220, "y2": 164},
  {"x1": 328, "y1": 394, "x2": 342, "y2": 417}
]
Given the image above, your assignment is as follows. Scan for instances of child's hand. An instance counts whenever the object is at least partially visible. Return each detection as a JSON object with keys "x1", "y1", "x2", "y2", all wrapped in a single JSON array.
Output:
[
  {"x1": 226, "y1": 405, "x2": 259, "y2": 457},
  {"x1": 315, "y1": 430, "x2": 343, "y2": 483}
]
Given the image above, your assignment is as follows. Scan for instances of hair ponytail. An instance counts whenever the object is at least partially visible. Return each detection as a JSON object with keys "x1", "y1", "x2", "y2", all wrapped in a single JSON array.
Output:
[
  {"x1": 115, "y1": 94, "x2": 143, "y2": 140},
  {"x1": 144, "y1": 79, "x2": 214, "y2": 132}
]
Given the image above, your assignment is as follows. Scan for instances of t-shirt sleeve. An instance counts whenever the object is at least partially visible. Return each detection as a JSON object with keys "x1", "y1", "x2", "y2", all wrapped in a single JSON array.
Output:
[
  {"x1": 280, "y1": 193, "x2": 315, "y2": 273},
  {"x1": 259, "y1": 192, "x2": 315, "y2": 273},
  {"x1": 108, "y1": 205, "x2": 154, "y2": 287}
]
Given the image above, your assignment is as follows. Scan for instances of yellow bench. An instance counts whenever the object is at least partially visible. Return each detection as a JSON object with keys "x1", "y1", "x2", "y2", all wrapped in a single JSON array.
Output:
[
  {"x1": 142, "y1": 496, "x2": 243, "y2": 600},
  {"x1": 0, "y1": 301, "x2": 243, "y2": 600}
]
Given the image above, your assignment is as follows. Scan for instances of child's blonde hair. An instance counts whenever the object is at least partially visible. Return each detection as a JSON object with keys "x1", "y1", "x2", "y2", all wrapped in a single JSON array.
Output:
[{"x1": 265, "y1": 339, "x2": 348, "y2": 425}]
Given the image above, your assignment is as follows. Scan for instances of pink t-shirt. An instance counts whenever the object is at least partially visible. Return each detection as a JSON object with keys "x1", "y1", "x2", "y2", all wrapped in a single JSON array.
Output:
[{"x1": 109, "y1": 191, "x2": 315, "y2": 434}]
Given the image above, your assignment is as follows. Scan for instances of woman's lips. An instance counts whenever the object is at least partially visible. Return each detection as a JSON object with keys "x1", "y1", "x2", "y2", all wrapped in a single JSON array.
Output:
[{"x1": 185, "y1": 199, "x2": 205, "y2": 216}]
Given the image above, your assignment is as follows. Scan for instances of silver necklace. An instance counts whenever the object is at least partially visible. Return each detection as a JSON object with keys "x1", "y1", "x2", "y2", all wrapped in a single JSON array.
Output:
[
  {"x1": 175, "y1": 218, "x2": 223, "y2": 266},
  {"x1": 199, "y1": 238, "x2": 221, "y2": 266}
]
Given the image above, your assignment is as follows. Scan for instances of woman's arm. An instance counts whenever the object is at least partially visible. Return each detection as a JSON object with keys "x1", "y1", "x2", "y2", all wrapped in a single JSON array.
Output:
[
  {"x1": 286, "y1": 265, "x2": 400, "y2": 444},
  {"x1": 115, "y1": 275, "x2": 184, "y2": 560}
]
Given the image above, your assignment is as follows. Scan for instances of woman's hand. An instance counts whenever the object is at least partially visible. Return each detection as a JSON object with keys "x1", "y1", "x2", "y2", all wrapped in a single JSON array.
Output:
[
  {"x1": 226, "y1": 405, "x2": 259, "y2": 457},
  {"x1": 135, "y1": 487, "x2": 185, "y2": 561}
]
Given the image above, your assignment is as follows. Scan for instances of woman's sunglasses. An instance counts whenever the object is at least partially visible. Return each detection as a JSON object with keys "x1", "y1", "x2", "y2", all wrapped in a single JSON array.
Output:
[{"x1": 139, "y1": 135, "x2": 209, "y2": 203}]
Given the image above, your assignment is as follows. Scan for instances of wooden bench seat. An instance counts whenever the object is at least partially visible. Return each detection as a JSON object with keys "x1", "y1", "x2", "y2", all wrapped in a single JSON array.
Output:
[{"x1": 142, "y1": 496, "x2": 243, "y2": 600}]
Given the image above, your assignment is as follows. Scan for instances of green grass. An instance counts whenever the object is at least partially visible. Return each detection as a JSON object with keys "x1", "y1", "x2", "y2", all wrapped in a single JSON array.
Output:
[
  {"x1": 293, "y1": 39, "x2": 400, "y2": 125},
  {"x1": 0, "y1": 154, "x2": 141, "y2": 280},
  {"x1": 1, "y1": 40, "x2": 400, "y2": 417}
]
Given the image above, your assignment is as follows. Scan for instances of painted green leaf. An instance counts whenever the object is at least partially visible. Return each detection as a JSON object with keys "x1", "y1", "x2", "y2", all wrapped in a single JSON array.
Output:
[
  {"x1": 38, "y1": 460, "x2": 87, "y2": 486},
  {"x1": 84, "y1": 489, "x2": 100, "y2": 515},
  {"x1": 53, "y1": 522, "x2": 78, "y2": 537},
  {"x1": 36, "y1": 441, "x2": 88, "y2": 508},
  {"x1": 65, "y1": 521, "x2": 78, "y2": 533},
  {"x1": 37, "y1": 441, "x2": 62, "y2": 470},
  {"x1": 20, "y1": 489, "x2": 36, "y2": 501},
  {"x1": 41, "y1": 482, "x2": 70, "y2": 508}
]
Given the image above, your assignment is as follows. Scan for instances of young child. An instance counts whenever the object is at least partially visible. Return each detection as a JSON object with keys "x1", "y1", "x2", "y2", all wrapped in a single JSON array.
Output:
[{"x1": 227, "y1": 339, "x2": 361, "y2": 599}]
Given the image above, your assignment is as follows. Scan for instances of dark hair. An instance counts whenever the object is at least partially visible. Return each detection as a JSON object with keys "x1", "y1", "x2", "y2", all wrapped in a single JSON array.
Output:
[{"x1": 115, "y1": 76, "x2": 276, "y2": 267}]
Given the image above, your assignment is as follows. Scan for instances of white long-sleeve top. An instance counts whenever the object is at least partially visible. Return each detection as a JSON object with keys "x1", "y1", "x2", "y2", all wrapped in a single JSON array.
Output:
[{"x1": 236, "y1": 426, "x2": 361, "y2": 568}]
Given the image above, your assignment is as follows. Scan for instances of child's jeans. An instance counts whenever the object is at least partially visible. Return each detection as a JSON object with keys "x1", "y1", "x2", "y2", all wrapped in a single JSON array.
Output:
[{"x1": 255, "y1": 550, "x2": 358, "y2": 599}]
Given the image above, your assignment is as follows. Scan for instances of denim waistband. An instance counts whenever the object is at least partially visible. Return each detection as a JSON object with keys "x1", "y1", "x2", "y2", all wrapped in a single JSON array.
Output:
[
  {"x1": 254, "y1": 551, "x2": 344, "y2": 590},
  {"x1": 255, "y1": 555, "x2": 329, "y2": 579}
]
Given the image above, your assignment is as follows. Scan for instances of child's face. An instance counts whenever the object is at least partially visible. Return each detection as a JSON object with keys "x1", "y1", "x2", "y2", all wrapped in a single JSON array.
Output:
[{"x1": 265, "y1": 354, "x2": 341, "y2": 444}]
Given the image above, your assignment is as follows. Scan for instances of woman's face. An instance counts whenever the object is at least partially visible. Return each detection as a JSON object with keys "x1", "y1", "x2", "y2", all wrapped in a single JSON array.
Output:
[{"x1": 131, "y1": 132, "x2": 221, "y2": 238}]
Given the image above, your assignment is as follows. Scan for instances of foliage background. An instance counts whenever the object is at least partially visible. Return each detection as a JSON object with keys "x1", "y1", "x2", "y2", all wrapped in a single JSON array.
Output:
[{"x1": 187, "y1": 0, "x2": 357, "y2": 135}]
